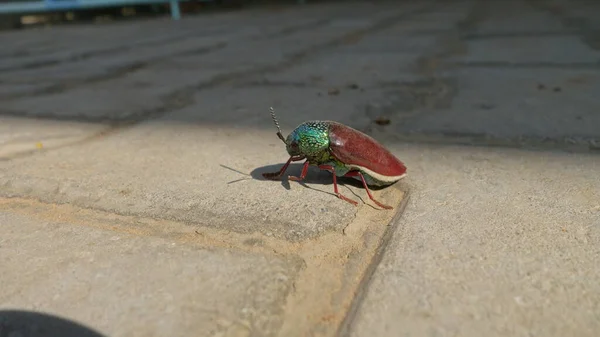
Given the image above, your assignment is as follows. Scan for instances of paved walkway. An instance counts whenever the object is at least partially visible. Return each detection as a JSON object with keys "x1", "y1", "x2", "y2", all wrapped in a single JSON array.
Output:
[{"x1": 1, "y1": 0, "x2": 599, "y2": 336}]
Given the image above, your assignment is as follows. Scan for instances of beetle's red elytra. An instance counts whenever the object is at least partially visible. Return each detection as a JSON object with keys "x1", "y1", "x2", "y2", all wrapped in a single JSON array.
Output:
[{"x1": 328, "y1": 122, "x2": 407, "y2": 183}]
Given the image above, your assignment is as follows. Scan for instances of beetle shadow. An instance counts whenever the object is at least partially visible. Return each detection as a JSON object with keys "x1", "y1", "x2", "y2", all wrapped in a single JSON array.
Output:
[
  {"x1": 219, "y1": 163, "x2": 367, "y2": 202},
  {"x1": 256, "y1": 163, "x2": 391, "y2": 188},
  {"x1": 251, "y1": 163, "x2": 334, "y2": 190}
]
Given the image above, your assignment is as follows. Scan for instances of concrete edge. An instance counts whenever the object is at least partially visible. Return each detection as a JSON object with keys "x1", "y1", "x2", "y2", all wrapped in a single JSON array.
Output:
[{"x1": 335, "y1": 182, "x2": 411, "y2": 337}]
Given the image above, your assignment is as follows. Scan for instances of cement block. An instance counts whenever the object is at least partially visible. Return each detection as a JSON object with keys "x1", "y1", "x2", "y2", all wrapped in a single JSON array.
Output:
[
  {"x1": 0, "y1": 65, "x2": 224, "y2": 120},
  {"x1": 0, "y1": 116, "x2": 107, "y2": 159},
  {"x1": 0, "y1": 34, "x2": 230, "y2": 83},
  {"x1": 473, "y1": 1, "x2": 565, "y2": 33},
  {"x1": 265, "y1": 51, "x2": 423, "y2": 89},
  {"x1": 347, "y1": 143, "x2": 600, "y2": 337},
  {"x1": 0, "y1": 211, "x2": 301, "y2": 337},
  {"x1": 461, "y1": 35, "x2": 600, "y2": 64},
  {"x1": 0, "y1": 81, "x2": 412, "y2": 241},
  {"x1": 0, "y1": 0, "x2": 420, "y2": 244},
  {"x1": 373, "y1": 68, "x2": 600, "y2": 142}
]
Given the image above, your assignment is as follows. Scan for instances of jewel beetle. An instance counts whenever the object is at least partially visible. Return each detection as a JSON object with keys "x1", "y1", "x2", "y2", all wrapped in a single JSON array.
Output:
[{"x1": 262, "y1": 107, "x2": 407, "y2": 209}]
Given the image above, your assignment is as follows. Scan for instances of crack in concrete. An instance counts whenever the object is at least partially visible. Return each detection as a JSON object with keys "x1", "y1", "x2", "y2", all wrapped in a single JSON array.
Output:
[
  {"x1": 0, "y1": 30, "x2": 208, "y2": 72},
  {"x1": 257, "y1": 18, "x2": 332, "y2": 39},
  {"x1": 0, "y1": 42, "x2": 229, "y2": 101},
  {"x1": 461, "y1": 30, "x2": 581, "y2": 39},
  {"x1": 384, "y1": 132, "x2": 600, "y2": 154},
  {"x1": 452, "y1": 60, "x2": 600, "y2": 69},
  {"x1": 336, "y1": 190, "x2": 410, "y2": 337},
  {"x1": 234, "y1": 79, "x2": 315, "y2": 89}
]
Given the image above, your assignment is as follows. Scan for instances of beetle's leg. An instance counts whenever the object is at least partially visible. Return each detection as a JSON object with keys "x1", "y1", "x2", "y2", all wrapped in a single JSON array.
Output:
[
  {"x1": 263, "y1": 156, "x2": 305, "y2": 180},
  {"x1": 288, "y1": 161, "x2": 310, "y2": 182},
  {"x1": 318, "y1": 165, "x2": 359, "y2": 206},
  {"x1": 344, "y1": 171, "x2": 393, "y2": 210}
]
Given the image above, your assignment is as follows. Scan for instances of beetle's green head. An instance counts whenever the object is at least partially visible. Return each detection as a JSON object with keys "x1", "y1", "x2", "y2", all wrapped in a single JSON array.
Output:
[
  {"x1": 268, "y1": 107, "x2": 329, "y2": 159},
  {"x1": 285, "y1": 121, "x2": 330, "y2": 157}
]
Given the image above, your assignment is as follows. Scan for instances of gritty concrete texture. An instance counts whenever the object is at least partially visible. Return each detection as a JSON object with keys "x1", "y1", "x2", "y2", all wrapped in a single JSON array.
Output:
[
  {"x1": 0, "y1": 210, "x2": 302, "y2": 337},
  {"x1": 1, "y1": 0, "x2": 600, "y2": 336},
  {"x1": 382, "y1": 68, "x2": 600, "y2": 140},
  {"x1": 346, "y1": 144, "x2": 600, "y2": 337},
  {"x1": 0, "y1": 187, "x2": 407, "y2": 337},
  {"x1": 0, "y1": 1, "x2": 421, "y2": 334},
  {"x1": 363, "y1": 0, "x2": 600, "y2": 152},
  {"x1": 0, "y1": 81, "x2": 416, "y2": 240},
  {"x1": 0, "y1": 121, "x2": 363, "y2": 241},
  {"x1": 0, "y1": 116, "x2": 108, "y2": 159},
  {"x1": 0, "y1": 0, "x2": 435, "y2": 241},
  {"x1": 462, "y1": 35, "x2": 600, "y2": 64}
]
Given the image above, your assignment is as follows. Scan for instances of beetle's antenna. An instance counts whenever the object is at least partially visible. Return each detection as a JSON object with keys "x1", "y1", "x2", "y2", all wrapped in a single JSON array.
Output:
[{"x1": 269, "y1": 107, "x2": 286, "y2": 143}]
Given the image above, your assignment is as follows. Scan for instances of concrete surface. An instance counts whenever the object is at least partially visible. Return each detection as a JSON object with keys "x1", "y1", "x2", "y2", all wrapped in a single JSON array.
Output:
[
  {"x1": 1, "y1": 0, "x2": 599, "y2": 336},
  {"x1": 0, "y1": 116, "x2": 107, "y2": 158},
  {"x1": 1, "y1": 211, "x2": 302, "y2": 337},
  {"x1": 346, "y1": 144, "x2": 600, "y2": 337}
]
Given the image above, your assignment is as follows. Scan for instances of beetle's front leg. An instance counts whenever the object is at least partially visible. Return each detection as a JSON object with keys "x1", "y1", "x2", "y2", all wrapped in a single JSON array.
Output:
[
  {"x1": 263, "y1": 156, "x2": 305, "y2": 180},
  {"x1": 288, "y1": 161, "x2": 310, "y2": 182}
]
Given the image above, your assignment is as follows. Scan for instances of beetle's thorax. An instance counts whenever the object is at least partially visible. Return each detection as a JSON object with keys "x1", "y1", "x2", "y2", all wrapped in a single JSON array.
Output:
[{"x1": 285, "y1": 121, "x2": 331, "y2": 162}]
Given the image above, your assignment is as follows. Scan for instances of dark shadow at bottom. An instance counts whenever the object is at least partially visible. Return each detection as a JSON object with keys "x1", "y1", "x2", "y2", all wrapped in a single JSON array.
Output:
[{"x1": 0, "y1": 310, "x2": 105, "y2": 337}]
